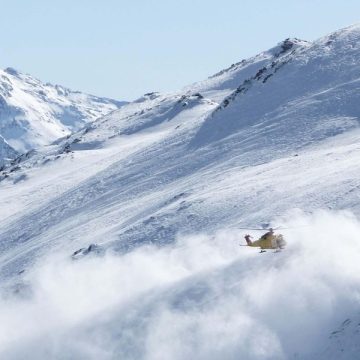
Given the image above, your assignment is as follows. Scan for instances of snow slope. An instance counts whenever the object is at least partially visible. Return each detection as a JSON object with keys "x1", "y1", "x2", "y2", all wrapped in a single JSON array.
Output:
[
  {"x1": 1, "y1": 25, "x2": 360, "y2": 359},
  {"x1": 0, "y1": 67, "x2": 126, "y2": 158},
  {"x1": 0, "y1": 135, "x2": 18, "y2": 167}
]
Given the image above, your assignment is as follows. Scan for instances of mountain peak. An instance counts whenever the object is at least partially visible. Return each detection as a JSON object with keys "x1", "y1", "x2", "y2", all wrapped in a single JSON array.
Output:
[
  {"x1": 3, "y1": 67, "x2": 19, "y2": 76},
  {"x1": 314, "y1": 23, "x2": 360, "y2": 48},
  {"x1": 331, "y1": 22, "x2": 360, "y2": 36},
  {"x1": 267, "y1": 37, "x2": 310, "y2": 57},
  {"x1": 0, "y1": 68, "x2": 126, "y2": 157}
]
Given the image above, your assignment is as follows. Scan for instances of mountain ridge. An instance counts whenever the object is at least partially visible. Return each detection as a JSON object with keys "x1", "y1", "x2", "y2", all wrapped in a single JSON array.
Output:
[{"x1": 0, "y1": 67, "x2": 126, "y2": 164}]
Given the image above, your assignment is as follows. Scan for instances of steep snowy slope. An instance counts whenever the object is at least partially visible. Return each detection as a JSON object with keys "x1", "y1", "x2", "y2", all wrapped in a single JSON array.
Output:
[
  {"x1": 184, "y1": 37, "x2": 310, "y2": 103},
  {"x1": 1, "y1": 25, "x2": 360, "y2": 359},
  {"x1": 0, "y1": 67, "x2": 126, "y2": 156},
  {"x1": 194, "y1": 25, "x2": 360, "y2": 147},
  {"x1": 0, "y1": 135, "x2": 17, "y2": 166}
]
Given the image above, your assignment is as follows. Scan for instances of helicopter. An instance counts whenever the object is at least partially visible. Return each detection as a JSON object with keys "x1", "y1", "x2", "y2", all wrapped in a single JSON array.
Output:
[{"x1": 242, "y1": 228, "x2": 286, "y2": 253}]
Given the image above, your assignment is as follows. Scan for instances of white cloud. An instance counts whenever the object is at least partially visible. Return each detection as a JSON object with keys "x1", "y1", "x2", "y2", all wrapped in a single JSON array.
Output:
[{"x1": 1, "y1": 210, "x2": 360, "y2": 359}]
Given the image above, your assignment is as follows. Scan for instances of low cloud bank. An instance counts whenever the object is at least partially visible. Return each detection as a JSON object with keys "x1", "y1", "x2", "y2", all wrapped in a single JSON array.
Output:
[{"x1": 1, "y1": 210, "x2": 360, "y2": 359}]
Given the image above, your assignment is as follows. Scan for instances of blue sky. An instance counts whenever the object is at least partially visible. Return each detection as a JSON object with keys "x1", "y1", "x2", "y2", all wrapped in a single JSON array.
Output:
[{"x1": 1, "y1": 0, "x2": 359, "y2": 100}]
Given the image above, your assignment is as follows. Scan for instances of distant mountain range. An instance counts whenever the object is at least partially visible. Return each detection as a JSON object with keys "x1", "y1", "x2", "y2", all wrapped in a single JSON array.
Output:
[{"x1": 0, "y1": 67, "x2": 126, "y2": 164}]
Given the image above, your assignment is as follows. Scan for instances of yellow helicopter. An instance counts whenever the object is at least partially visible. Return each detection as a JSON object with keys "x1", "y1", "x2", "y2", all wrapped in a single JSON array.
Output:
[{"x1": 242, "y1": 228, "x2": 286, "y2": 253}]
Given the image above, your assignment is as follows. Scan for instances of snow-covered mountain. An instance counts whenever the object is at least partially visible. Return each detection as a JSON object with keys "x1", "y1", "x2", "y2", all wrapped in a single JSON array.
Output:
[
  {"x1": 1, "y1": 25, "x2": 360, "y2": 359},
  {"x1": 0, "y1": 67, "x2": 126, "y2": 163}
]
